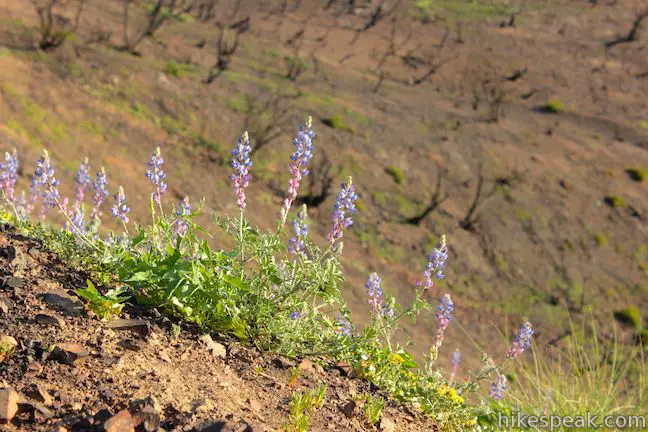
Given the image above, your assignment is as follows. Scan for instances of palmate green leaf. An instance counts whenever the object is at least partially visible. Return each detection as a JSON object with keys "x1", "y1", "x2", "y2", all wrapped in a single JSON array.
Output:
[
  {"x1": 123, "y1": 270, "x2": 154, "y2": 282},
  {"x1": 223, "y1": 273, "x2": 249, "y2": 292},
  {"x1": 76, "y1": 280, "x2": 127, "y2": 319}
]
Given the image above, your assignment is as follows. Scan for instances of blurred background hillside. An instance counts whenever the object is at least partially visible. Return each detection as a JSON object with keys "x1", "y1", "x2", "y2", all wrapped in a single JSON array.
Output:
[{"x1": 0, "y1": 0, "x2": 647, "y2": 376}]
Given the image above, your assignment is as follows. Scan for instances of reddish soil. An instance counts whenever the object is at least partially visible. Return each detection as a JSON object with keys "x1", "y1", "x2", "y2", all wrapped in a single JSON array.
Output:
[{"x1": 0, "y1": 224, "x2": 439, "y2": 431}]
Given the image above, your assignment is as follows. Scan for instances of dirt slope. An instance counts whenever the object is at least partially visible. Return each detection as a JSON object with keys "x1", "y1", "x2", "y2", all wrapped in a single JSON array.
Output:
[{"x1": 0, "y1": 224, "x2": 438, "y2": 431}]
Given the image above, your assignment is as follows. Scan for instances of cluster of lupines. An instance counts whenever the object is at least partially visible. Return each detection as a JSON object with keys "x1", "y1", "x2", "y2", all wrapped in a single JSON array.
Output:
[
  {"x1": 74, "y1": 157, "x2": 91, "y2": 207},
  {"x1": 90, "y1": 167, "x2": 108, "y2": 222},
  {"x1": 145, "y1": 147, "x2": 167, "y2": 206},
  {"x1": 111, "y1": 186, "x2": 130, "y2": 224},
  {"x1": 0, "y1": 149, "x2": 19, "y2": 202},
  {"x1": 449, "y1": 349, "x2": 461, "y2": 384},
  {"x1": 229, "y1": 132, "x2": 252, "y2": 211},
  {"x1": 327, "y1": 177, "x2": 358, "y2": 250},
  {"x1": 489, "y1": 374, "x2": 508, "y2": 401},
  {"x1": 417, "y1": 234, "x2": 448, "y2": 292},
  {"x1": 288, "y1": 204, "x2": 308, "y2": 254},
  {"x1": 280, "y1": 117, "x2": 315, "y2": 226},
  {"x1": 173, "y1": 197, "x2": 191, "y2": 238},
  {"x1": 337, "y1": 313, "x2": 352, "y2": 337},
  {"x1": 507, "y1": 321, "x2": 534, "y2": 359},
  {"x1": 34, "y1": 150, "x2": 61, "y2": 218},
  {"x1": 434, "y1": 293, "x2": 455, "y2": 349},
  {"x1": 364, "y1": 272, "x2": 393, "y2": 318}
]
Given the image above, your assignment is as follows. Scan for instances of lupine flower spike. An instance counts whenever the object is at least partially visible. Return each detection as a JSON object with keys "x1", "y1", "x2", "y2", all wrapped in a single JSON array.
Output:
[
  {"x1": 74, "y1": 157, "x2": 91, "y2": 206},
  {"x1": 34, "y1": 150, "x2": 60, "y2": 216},
  {"x1": 91, "y1": 167, "x2": 108, "y2": 221},
  {"x1": 230, "y1": 131, "x2": 252, "y2": 211},
  {"x1": 365, "y1": 272, "x2": 384, "y2": 313},
  {"x1": 288, "y1": 204, "x2": 309, "y2": 254},
  {"x1": 111, "y1": 186, "x2": 130, "y2": 224},
  {"x1": 489, "y1": 374, "x2": 507, "y2": 401},
  {"x1": 280, "y1": 117, "x2": 315, "y2": 226},
  {"x1": 145, "y1": 147, "x2": 167, "y2": 206},
  {"x1": 337, "y1": 313, "x2": 352, "y2": 337},
  {"x1": 173, "y1": 197, "x2": 191, "y2": 238},
  {"x1": 327, "y1": 177, "x2": 358, "y2": 250},
  {"x1": 417, "y1": 234, "x2": 448, "y2": 293},
  {"x1": 0, "y1": 149, "x2": 19, "y2": 203},
  {"x1": 507, "y1": 321, "x2": 534, "y2": 359},
  {"x1": 434, "y1": 294, "x2": 454, "y2": 349},
  {"x1": 449, "y1": 349, "x2": 460, "y2": 384}
]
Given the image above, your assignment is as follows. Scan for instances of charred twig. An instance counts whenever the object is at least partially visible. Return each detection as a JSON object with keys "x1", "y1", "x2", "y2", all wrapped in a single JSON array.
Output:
[
  {"x1": 605, "y1": 7, "x2": 648, "y2": 48},
  {"x1": 403, "y1": 167, "x2": 448, "y2": 225},
  {"x1": 205, "y1": 17, "x2": 249, "y2": 83},
  {"x1": 31, "y1": 0, "x2": 86, "y2": 51},
  {"x1": 459, "y1": 164, "x2": 497, "y2": 232}
]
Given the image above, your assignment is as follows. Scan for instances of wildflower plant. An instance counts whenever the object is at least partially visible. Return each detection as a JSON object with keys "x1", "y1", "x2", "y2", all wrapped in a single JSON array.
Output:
[{"x1": 0, "y1": 118, "x2": 539, "y2": 432}]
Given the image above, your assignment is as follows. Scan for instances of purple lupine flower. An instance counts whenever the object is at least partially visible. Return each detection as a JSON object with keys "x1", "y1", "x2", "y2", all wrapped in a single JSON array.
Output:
[
  {"x1": 69, "y1": 204, "x2": 87, "y2": 235},
  {"x1": 27, "y1": 170, "x2": 40, "y2": 214},
  {"x1": 365, "y1": 272, "x2": 384, "y2": 313},
  {"x1": 34, "y1": 150, "x2": 60, "y2": 215},
  {"x1": 288, "y1": 204, "x2": 309, "y2": 254},
  {"x1": 15, "y1": 191, "x2": 27, "y2": 220},
  {"x1": 290, "y1": 311, "x2": 301, "y2": 320},
  {"x1": 507, "y1": 322, "x2": 534, "y2": 359},
  {"x1": 173, "y1": 197, "x2": 191, "y2": 238},
  {"x1": 145, "y1": 147, "x2": 167, "y2": 205},
  {"x1": 381, "y1": 303, "x2": 394, "y2": 319},
  {"x1": 229, "y1": 132, "x2": 252, "y2": 211},
  {"x1": 337, "y1": 313, "x2": 352, "y2": 337},
  {"x1": 280, "y1": 117, "x2": 315, "y2": 225},
  {"x1": 111, "y1": 186, "x2": 130, "y2": 223},
  {"x1": 90, "y1": 167, "x2": 108, "y2": 221},
  {"x1": 417, "y1": 235, "x2": 448, "y2": 292},
  {"x1": 327, "y1": 177, "x2": 358, "y2": 247},
  {"x1": 434, "y1": 294, "x2": 454, "y2": 348},
  {"x1": 0, "y1": 149, "x2": 19, "y2": 202},
  {"x1": 449, "y1": 349, "x2": 461, "y2": 383},
  {"x1": 489, "y1": 375, "x2": 507, "y2": 401},
  {"x1": 74, "y1": 157, "x2": 91, "y2": 206}
]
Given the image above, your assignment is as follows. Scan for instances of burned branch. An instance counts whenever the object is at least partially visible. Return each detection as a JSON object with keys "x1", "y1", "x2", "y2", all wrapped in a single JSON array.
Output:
[
  {"x1": 350, "y1": 0, "x2": 401, "y2": 44},
  {"x1": 31, "y1": 0, "x2": 86, "y2": 51},
  {"x1": 242, "y1": 88, "x2": 302, "y2": 155},
  {"x1": 122, "y1": 0, "x2": 196, "y2": 54},
  {"x1": 295, "y1": 152, "x2": 338, "y2": 208},
  {"x1": 404, "y1": 166, "x2": 448, "y2": 225},
  {"x1": 205, "y1": 17, "x2": 250, "y2": 83},
  {"x1": 459, "y1": 164, "x2": 497, "y2": 232},
  {"x1": 605, "y1": 6, "x2": 648, "y2": 48}
]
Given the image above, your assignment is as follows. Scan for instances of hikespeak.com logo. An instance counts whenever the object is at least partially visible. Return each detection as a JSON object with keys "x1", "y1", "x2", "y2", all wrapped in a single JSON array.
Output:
[{"x1": 498, "y1": 411, "x2": 647, "y2": 431}]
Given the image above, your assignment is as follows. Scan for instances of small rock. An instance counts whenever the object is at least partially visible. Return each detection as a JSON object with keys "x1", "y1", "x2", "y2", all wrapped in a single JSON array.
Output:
[
  {"x1": 335, "y1": 361, "x2": 357, "y2": 378},
  {"x1": 19, "y1": 400, "x2": 53, "y2": 420},
  {"x1": 104, "y1": 409, "x2": 135, "y2": 432},
  {"x1": 380, "y1": 416, "x2": 396, "y2": 432},
  {"x1": 93, "y1": 408, "x2": 113, "y2": 423},
  {"x1": 195, "y1": 420, "x2": 254, "y2": 432},
  {"x1": 3, "y1": 276, "x2": 24, "y2": 290},
  {"x1": 48, "y1": 343, "x2": 89, "y2": 365},
  {"x1": 118, "y1": 339, "x2": 144, "y2": 351},
  {"x1": 199, "y1": 334, "x2": 227, "y2": 358},
  {"x1": 132, "y1": 399, "x2": 161, "y2": 432},
  {"x1": 42, "y1": 293, "x2": 83, "y2": 316},
  {"x1": 35, "y1": 313, "x2": 65, "y2": 328},
  {"x1": 0, "y1": 387, "x2": 19, "y2": 423},
  {"x1": 106, "y1": 319, "x2": 151, "y2": 336},
  {"x1": 340, "y1": 400, "x2": 356, "y2": 419},
  {"x1": 298, "y1": 359, "x2": 324, "y2": 374},
  {"x1": 271, "y1": 356, "x2": 294, "y2": 369},
  {"x1": 0, "y1": 299, "x2": 8, "y2": 314},
  {"x1": 0, "y1": 246, "x2": 16, "y2": 261},
  {"x1": 158, "y1": 351, "x2": 172, "y2": 363},
  {"x1": 24, "y1": 383, "x2": 52, "y2": 405},
  {"x1": 247, "y1": 398, "x2": 261, "y2": 413}
]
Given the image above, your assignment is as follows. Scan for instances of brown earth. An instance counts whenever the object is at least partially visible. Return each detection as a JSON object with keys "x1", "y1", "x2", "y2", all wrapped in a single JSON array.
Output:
[
  {"x1": 0, "y1": 0, "x2": 646, "y2": 387},
  {"x1": 0, "y1": 224, "x2": 439, "y2": 431}
]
